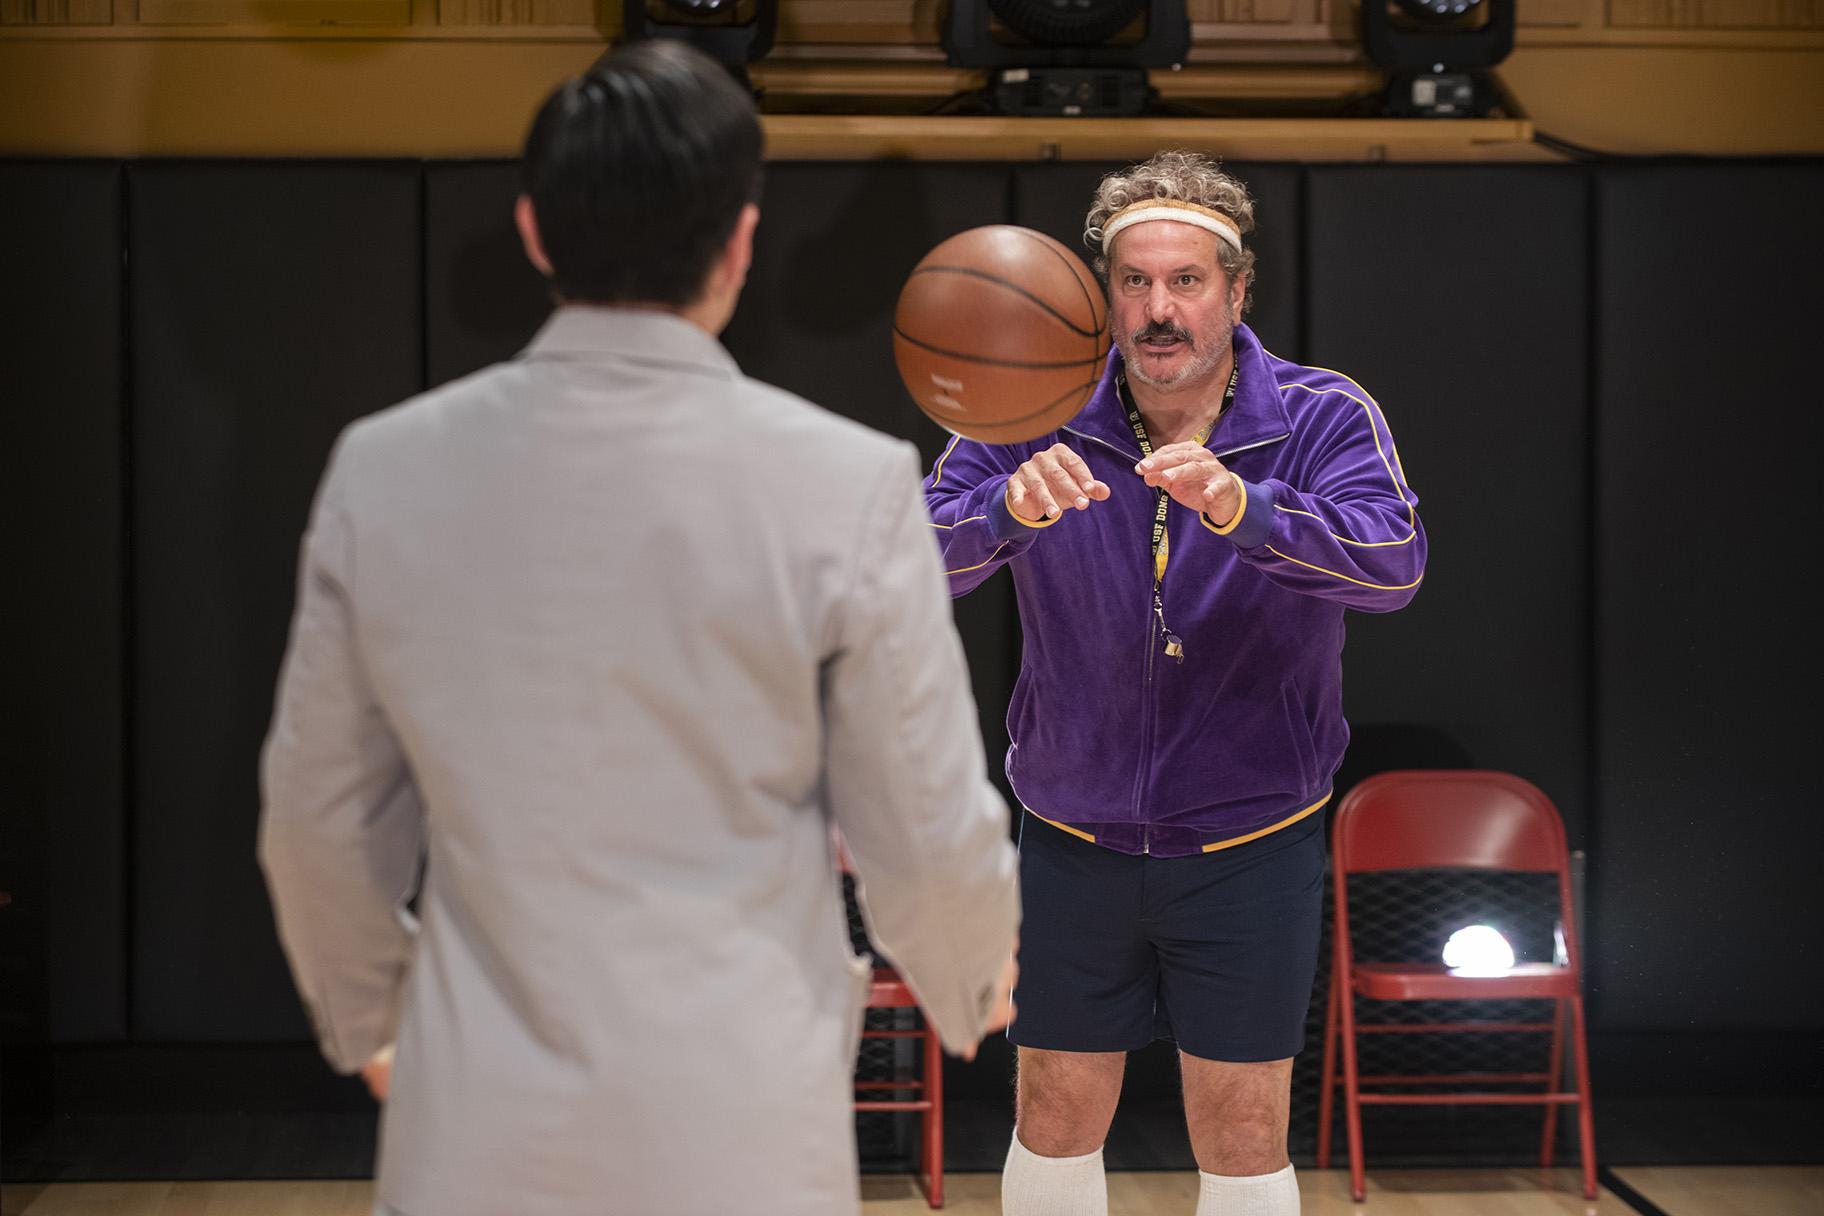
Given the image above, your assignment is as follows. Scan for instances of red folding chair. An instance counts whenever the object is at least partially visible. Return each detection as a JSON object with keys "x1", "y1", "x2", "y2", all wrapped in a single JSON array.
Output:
[
  {"x1": 1316, "y1": 771, "x2": 1597, "y2": 1201},
  {"x1": 855, "y1": 962, "x2": 945, "y2": 1208},
  {"x1": 836, "y1": 837, "x2": 945, "y2": 1208}
]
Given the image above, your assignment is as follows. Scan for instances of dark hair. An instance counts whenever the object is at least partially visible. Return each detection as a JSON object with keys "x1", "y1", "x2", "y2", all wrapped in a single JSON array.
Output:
[{"x1": 520, "y1": 41, "x2": 764, "y2": 307}]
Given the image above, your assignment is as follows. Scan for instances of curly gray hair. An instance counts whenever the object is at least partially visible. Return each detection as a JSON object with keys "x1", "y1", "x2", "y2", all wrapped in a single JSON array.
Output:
[{"x1": 1083, "y1": 150, "x2": 1257, "y2": 315}]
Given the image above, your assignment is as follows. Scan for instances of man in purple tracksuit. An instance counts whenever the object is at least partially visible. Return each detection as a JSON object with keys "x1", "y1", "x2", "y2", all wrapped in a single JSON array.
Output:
[{"x1": 925, "y1": 152, "x2": 1426, "y2": 1216}]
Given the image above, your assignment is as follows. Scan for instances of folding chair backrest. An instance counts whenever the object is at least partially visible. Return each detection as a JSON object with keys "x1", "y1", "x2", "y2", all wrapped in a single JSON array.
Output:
[{"x1": 1334, "y1": 770, "x2": 1568, "y2": 875}]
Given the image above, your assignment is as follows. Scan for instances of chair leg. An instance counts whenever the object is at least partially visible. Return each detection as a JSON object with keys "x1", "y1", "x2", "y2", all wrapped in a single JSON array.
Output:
[
  {"x1": 1541, "y1": 998, "x2": 1565, "y2": 1168},
  {"x1": 1570, "y1": 994, "x2": 1598, "y2": 1200},
  {"x1": 1317, "y1": 962, "x2": 1340, "y2": 1169},
  {"x1": 923, "y1": 1017, "x2": 944, "y2": 1209},
  {"x1": 1338, "y1": 974, "x2": 1367, "y2": 1202}
]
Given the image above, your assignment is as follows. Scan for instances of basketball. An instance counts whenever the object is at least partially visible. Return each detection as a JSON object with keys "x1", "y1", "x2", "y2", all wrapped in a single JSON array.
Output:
[{"x1": 893, "y1": 225, "x2": 1110, "y2": 445}]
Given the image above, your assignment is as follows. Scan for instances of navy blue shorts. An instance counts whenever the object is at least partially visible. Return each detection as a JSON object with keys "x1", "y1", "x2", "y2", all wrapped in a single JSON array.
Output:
[{"x1": 1007, "y1": 810, "x2": 1326, "y2": 1062}]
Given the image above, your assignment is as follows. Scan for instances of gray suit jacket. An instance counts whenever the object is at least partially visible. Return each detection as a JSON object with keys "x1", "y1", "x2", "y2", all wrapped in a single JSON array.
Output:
[{"x1": 258, "y1": 307, "x2": 1019, "y2": 1216}]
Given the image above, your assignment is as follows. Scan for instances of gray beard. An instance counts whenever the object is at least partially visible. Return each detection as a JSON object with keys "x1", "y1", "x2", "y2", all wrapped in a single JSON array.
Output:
[{"x1": 1120, "y1": 326, "x2": 1233, "y2": 389}]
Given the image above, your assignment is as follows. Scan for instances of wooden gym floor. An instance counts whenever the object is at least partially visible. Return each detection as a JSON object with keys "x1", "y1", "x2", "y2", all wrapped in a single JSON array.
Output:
[{"x1": 4, "y1": 1167, "x2": 1821, "y2": 1215}]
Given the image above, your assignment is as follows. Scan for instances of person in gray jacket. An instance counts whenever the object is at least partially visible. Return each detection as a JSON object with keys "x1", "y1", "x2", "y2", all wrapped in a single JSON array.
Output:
[{"x1": 258, "y1": 41, "x2": 1019, "y2": 1216}]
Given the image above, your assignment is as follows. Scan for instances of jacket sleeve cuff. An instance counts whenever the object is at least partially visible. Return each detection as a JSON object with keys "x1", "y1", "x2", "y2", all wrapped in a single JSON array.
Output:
[
  {"x1": 1200, "y1": 477, "x2": 1275, "y2": 549},
  {"x1": 990, "y1": 476, "x2": 1062, "y2": 542}
]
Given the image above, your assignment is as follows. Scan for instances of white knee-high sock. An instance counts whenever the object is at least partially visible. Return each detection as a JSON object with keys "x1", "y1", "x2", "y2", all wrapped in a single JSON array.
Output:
[
  {"x1": 1001, "y1": 1131, "x2": 1108, "y2": 1216},
  {"x1": 1194, "y1": 1164, "x2": 1300, "y2": 1215}
]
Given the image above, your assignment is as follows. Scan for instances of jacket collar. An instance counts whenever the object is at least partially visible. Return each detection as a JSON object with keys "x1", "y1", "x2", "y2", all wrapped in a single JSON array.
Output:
[
  {"x1": 522, "y1": 305, "x2": 740, "y2": 380},
  {"x1": 1063, "y1": 323, "x2": 1292, "y2": 461}
]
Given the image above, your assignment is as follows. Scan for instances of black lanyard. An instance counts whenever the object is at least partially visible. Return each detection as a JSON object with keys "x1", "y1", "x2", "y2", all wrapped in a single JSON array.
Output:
[{"x1": 1117, "y1": 365, "x2": 1237, "y2": 664}]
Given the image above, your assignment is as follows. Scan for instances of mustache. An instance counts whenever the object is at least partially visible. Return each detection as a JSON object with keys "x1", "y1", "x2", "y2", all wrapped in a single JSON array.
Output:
[{"x1": 1131, "y1": 322, "x2": 1192, "y2": 345}]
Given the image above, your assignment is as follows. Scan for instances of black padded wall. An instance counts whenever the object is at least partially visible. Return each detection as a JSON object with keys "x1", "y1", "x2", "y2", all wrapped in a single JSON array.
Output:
[
  {"x1": 724, "y1": 163, "x2": 1010, "y2": 451},
  {"x1": 1010, "y1": 162, "x2": 1303, "y2": 360},
  {"x1": 1593, "y1": 164, "x2": 1824, "y2": 1032},
  {"x1": 127, "y1": 163, "x2": 424, "y2": 1039},
  {"x1": 424, "y1": 161, "x2": 551, "y2": 389},
  {"x1": 1306, "y1": 168, "x2": 1592, "y2": 849},
  {"x1": 0, "y1": 163, "x2": 128, "y2": 1043},
  {"x1": 8, "y1": 154, "x2": 1820, "y2": 1075}
]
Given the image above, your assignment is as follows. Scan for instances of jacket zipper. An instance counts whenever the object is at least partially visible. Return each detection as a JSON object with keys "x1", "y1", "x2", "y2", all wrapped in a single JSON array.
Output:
[
  {"x1": 1063, "y1": 425, "x2": 1290, "y2": 858},
  {"x1": 1066, "y1": 427, "x2": 1158, "y2": 853},
  {"x1": 1136, "y1": 609, "x2": 1156, "y2": 855}
]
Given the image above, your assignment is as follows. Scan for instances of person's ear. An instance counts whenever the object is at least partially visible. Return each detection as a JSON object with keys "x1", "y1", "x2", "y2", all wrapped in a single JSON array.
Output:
[
  {"x1": 722, "y1": 202, "x2": 760, "y2": 295},
  {"x1": 515, "y1": 195, "x2": 554, "y2": 278}
]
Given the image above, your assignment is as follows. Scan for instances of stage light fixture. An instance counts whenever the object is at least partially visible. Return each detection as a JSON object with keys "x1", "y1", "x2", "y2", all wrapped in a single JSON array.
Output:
[
  {"x1": 620, "y1": 0, "x2": 778, "y2": 86},
  {"x1": 943, "y1": 0, "x2": 1190, "y2": 118},
  {"x1": 1362, "y1": 0, "x2": 1513, "y2": 118}
]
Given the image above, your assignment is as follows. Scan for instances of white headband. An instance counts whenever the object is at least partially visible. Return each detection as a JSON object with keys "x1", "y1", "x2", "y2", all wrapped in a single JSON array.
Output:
[{"x1": 1099, "y1": 200, "x2": 1243, "y2": 254}]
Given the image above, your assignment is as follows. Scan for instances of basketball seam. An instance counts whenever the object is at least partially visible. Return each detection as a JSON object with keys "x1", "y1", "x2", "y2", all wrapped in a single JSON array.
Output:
[
  {"x1": 893, "y1": 327, "x2": 1106, "y2": 370},
  {"x1": 906, "y1": 264, "x2": 1102, "y2": 339}
]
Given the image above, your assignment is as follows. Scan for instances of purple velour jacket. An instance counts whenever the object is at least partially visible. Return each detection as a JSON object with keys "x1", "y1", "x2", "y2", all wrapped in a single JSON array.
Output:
[{"x1": 923, "y1": 323, "x2": 1426, "y2": 857}]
